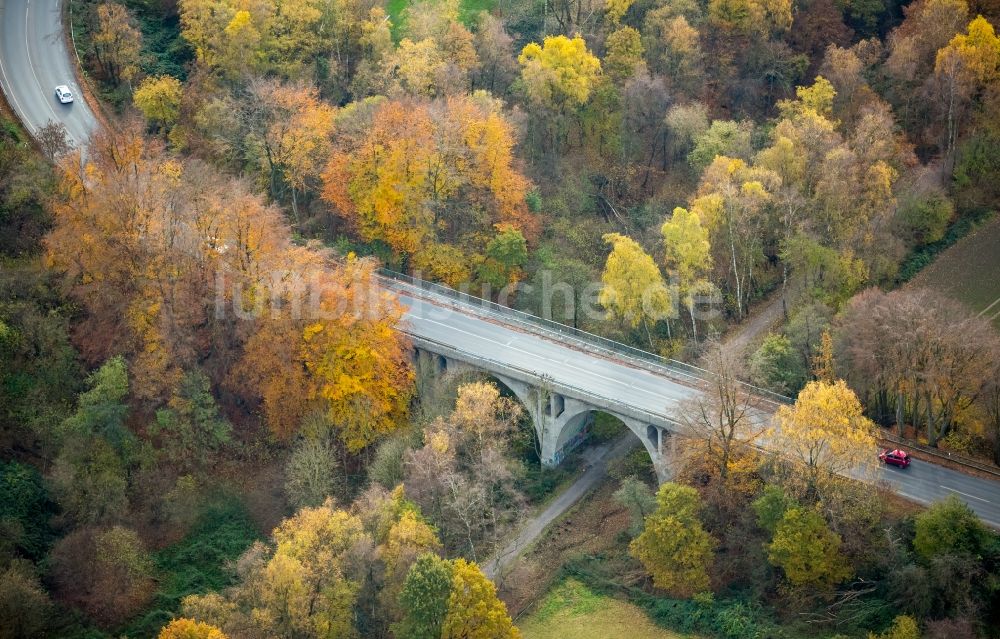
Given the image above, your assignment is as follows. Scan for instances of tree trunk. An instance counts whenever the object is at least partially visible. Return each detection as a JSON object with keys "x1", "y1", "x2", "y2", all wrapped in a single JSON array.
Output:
[{"x1": 896, "y1": 388, "x2": 905, "y2": 436}]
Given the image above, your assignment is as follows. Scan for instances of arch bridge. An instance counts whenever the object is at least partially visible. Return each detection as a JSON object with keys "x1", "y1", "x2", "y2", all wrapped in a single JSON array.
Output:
[{"x1": 413, "y1": 338, "x2": 681, "y2": 481}]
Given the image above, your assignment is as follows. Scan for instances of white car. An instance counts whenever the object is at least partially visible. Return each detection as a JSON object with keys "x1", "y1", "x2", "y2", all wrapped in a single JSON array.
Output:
[{"x1": 54, "y1": 85, "x2": 74, "y2": 104}]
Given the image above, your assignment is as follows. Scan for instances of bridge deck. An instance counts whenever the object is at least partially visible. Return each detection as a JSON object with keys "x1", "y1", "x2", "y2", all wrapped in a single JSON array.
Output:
[{"x1": 393, "y1": 282, "x2": 1000, "y2": 528}]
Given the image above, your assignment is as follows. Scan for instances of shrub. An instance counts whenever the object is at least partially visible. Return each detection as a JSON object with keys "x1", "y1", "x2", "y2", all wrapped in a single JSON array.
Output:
[
  {"x1": 913, "y1": 495, "x2": 991, "y2": 561},
  {"x1": 369, "y1": 435, "x2": 411, "y2": 489},
  {"x1": 713, "y1": 600, "x2": 762, "y2": 639},
  {"x1": 0, "y1": 462, "x2": 53, "y2": 561},
  {"x1": 125, "y1": 502, "x2": 258, "y2": 638}
]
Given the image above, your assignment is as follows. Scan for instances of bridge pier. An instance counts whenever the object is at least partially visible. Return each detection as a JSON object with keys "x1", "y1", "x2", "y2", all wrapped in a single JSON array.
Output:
[{"x1": 413, "y1": 343, "x2": 675, "y2": 483}]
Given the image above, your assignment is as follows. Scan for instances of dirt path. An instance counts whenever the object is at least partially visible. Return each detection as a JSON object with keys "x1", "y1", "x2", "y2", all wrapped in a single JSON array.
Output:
[
  {"x1": 718, "y1": 289, "x2": 787, "y2": 357},
  {"x1": 483, "y1": 434, "x2": 639, "y2": 580}
]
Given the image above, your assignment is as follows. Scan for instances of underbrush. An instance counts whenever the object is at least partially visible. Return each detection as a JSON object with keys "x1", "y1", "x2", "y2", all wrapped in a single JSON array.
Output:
[{"x1": 122, "y1": 500, "x2": 259, "y2": 637}]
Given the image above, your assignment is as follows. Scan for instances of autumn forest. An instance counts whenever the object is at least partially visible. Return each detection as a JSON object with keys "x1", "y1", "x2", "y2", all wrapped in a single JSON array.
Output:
[{"x1": 2, "y1": 0, "x2": 1000, "y2": 636}]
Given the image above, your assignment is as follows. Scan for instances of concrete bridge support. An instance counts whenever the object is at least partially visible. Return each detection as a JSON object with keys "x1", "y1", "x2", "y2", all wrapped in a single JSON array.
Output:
[{"x1": 412, "y1": 345, "x2": 675, "y2": 483}]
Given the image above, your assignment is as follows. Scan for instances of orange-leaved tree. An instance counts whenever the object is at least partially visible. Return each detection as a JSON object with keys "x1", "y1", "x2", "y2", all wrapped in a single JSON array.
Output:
[{"x1": 322, "y1": 95, "x2": 537, "y2": 284}]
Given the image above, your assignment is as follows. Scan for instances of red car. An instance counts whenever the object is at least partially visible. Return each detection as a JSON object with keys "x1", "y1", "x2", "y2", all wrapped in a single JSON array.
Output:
[{"x1": 879, "y1": 448, "x2": 911, "y2": 468}]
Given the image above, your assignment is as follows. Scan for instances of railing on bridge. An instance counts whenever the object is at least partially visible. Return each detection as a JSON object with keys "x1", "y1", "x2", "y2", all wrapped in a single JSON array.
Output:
[{"x1": 378, "y1": 268, "x2": 794, "y2": 409}]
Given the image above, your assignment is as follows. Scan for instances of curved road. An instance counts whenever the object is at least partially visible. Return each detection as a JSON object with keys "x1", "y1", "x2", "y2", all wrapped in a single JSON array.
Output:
[
  {"x1": 0, "y1": 0, "x2": 97, "y2": 147},
  {"x1": 2, "y1": 0, "x2": 998, "y2": 528}
]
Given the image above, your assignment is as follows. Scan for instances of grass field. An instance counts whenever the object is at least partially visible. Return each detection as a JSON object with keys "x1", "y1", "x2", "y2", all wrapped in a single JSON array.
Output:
[
  {"x1": 386, "y1": 0, "x2": 496, "y2": 39},
  {"x1": 518, "y1": 579, "x2": 697, "y2": 639},
  {"x1": 908, "y1": 214, "x2": 1000, "y2": 329}
]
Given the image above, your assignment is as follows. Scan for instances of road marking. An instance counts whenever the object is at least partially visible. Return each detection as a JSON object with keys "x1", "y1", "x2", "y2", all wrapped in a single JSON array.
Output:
[
  {"x1": 23, "y1": 0, "x2": 64, "y2": 130},
  {"x1": 940, "y1": 485, "x2": 992, "y2": 503},
  {"x1": 978, "y1": 295, "x2": 1000, "y2": 318}
]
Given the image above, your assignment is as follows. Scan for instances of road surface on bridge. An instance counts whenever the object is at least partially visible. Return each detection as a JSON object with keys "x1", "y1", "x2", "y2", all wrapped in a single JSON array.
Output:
[{"x1": 394, "y1": 287, "x2": 1000, "y2": 528}]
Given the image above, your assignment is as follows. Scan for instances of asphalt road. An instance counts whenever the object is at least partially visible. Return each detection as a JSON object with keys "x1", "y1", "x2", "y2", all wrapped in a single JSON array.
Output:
[
  {"x1": 396, "y1": 288, "x2": 1000, "y2": 528},
  {"x1": 2, "y1": 0, "x2": 998, "y2": 527},
  {"x1": 0, "y1": 0, "x2": 97, "y2": 147}
]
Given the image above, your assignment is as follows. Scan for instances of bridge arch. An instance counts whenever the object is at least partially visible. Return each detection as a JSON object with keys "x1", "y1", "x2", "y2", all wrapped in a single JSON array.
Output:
[
  {"x1": 411, "y1": 342, "x2": 673, "y2": 482},
  {"x1": 546, "y1": 405, "x2": 667, "y2": 476}
]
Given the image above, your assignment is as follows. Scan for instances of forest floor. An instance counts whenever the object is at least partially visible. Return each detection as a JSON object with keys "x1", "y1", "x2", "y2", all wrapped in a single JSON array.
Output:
[{"x1": 908, "y1": 214, "x2": 1000, "y2": 330}]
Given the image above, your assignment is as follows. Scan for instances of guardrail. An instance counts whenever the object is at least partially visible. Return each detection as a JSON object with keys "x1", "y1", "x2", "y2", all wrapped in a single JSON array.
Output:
[
  {"x1": 881, "y1": 432, "x2": 1000, "y2": 478},
  {"x1": 377, "y1": 268, "x2": 794, "y2": 409}
]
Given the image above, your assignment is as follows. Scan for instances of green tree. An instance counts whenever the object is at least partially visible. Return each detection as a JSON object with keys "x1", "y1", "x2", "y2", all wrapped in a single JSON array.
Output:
[
  {"x1": 49, "y1": 435, "x2": 129, "y2": 525},
  {"x1": 688, "y1": 120, "x2": 754, "y2": 170},
  {"x1": 749, "y1": 333, "x2": 806, "y2": 394},
  {"x1": 395, "y1": 553, "x2": 455, "y2": 639},
  {"x1": 61, "y1": 356, "x2": 130, "y2": 445},
  {"x1": 284, "y1": 436, "x2": 340, "y2": 510},
  {"x1": 897, "y1": 189, "x2": 954, "y2": 245},
  {"x1": 0, "y1": 562, "x2": 53, "y2": 639},
  {"x1": 0, "y1": 462, "x2": 52, "y2": 561},
  {"x1": 604, "y1": 27, "x2": 645, "y2": 81},
  {"x1": 151, "y1": 371, "x2": 231, "y2": 472},
  {"x1": 752, "y1": 485, "x2": 795, "y2": 533},
  {"x1": 913, "y1": 495, "x2": 992, "y2": 561},
  {"x1": 629, "y1": 482, "x2": 715, "y2": 597},
  {"x1": 614, "y1": 476, "x2": 658, "y2": 536},
  {"x1": 767, "y1": 507, "x2": 852, "y2": 590},
  {"x1": 780, "y1": 233, "x2": 867, "y2": 307},
  {"x1": 477, "y1": 225, "x2": 529, "y2": 289}
]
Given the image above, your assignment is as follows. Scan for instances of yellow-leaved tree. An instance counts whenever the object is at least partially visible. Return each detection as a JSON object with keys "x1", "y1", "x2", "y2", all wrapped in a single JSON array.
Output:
[
  {"x1": 235, "y1": 255, "x2": 414, "y2": 450},
  {"x1": 767, "y1": 506, "x2": 853, "y2": 592},
  {"x1": 769, "y1": 379, "x2": 878, "y2": 498},
  {"x1": 246, "y1": 79, "x2": 336, "y2": 217},
  {"x1": 629, "y1": 482, "x2": 715, "y2": 597},
  {"x1": 661, "y1": 206, "x2": 713, "y2": 341},
  {"x1": 177, "y1": 500, "x2": 375, "y2": 638},
  {"x1": 518, "y1": 34, "x2": 602, "y2": 111},
  {"x1": 934, "y1": 16, "x2": 1000, "y2": 156},
  {"x1": 600, "y1": 233, "x2": 672, "y2": 346},
  {"x1": 133, "y1": 75, "x2": 183, "y2": 133},
  {"x1": 322, "y1": 95, "x2": 537, "y2": 278},
  {"x1": 258, "y1": 503, "x2": 369, "y2": 638},
  {"x1": 158, "y1": 618, "x2": 228, "y2": 639},
  {"x1": 380, "y1": 510, "x2": 443, "y2": 622},
  {"x1": 441, "y1": 559, "x2": 521, "y2": 639}
]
